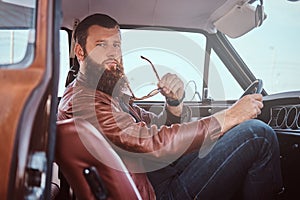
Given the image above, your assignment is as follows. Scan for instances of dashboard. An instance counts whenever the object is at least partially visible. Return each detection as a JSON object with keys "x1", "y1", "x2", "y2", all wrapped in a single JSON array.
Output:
[
  {"x1": 261, "y1": 91, "x2": 300, "y2": 134},
  {"x1": 260, "y1": 91, "x2": 300, "y2": 199}
]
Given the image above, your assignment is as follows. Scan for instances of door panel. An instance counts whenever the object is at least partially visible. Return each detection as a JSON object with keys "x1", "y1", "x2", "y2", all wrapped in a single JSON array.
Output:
[{"x1": 0, "y1": 0, "x2": 59, "y2": 199}]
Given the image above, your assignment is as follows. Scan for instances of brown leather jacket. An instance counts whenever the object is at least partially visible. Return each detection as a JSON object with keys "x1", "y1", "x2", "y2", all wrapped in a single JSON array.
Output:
[{"x1": 57, "y1": 73, "x2": 222, "y2": 199}]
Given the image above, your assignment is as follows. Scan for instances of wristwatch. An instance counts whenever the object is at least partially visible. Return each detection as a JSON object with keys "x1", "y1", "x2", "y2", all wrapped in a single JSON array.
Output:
[{"x1": 166, "y1": 92, "x2": 185, "y2": 106}]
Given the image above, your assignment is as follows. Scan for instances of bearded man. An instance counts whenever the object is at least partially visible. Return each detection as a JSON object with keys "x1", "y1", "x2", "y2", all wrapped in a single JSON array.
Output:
[{"x1": 57, "y1": 13, "x2": 283, "y2": 200}]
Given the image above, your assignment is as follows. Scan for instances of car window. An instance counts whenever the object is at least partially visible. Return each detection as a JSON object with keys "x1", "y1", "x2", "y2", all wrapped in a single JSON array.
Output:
[
  {"x1": 228, "y1": 1, "x2": 300, "y2": 94},
  {"x1": 58, "y1": 28, "x2": 246, "y2": 101},
  {"x1": 121, "y1": 29, "x2": 207, "y2": 102},
  {"x1": 0, "y1": 0, "x2": 36, "y2": 68},
  {"x1": 208, "y1": 49, "x2": 244, "y2": 100},
  {"x1": 58, "y1": 30, "x2": 70, "y2": 97}
]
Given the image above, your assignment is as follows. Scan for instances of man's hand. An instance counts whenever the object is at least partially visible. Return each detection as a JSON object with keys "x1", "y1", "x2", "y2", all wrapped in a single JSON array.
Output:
[
  {"x1": 214, "y1": 94, "x2": 263, "y2": 134},
  {"x1": 158, "y1": 73, "x2": 185, "y2": 116},
  {"x1": 158, "y1": 73, "x2": 184, "y2": 100}
]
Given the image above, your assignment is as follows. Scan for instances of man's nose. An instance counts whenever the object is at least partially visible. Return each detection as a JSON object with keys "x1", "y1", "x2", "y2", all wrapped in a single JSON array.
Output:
[{"x1": 106, "y1": 45, "x2": 117, "y2": 58}]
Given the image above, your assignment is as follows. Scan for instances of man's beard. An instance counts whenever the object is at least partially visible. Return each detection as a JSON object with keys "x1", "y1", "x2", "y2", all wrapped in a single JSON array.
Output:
[{"x1": 84, "y1": 56, "x2": 128, "y2": 97}]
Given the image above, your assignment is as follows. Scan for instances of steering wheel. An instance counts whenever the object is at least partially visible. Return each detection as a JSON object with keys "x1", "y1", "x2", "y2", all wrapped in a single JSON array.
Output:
[{"x1": 240, "y1": 79, "x2": 263, "y2": 98}]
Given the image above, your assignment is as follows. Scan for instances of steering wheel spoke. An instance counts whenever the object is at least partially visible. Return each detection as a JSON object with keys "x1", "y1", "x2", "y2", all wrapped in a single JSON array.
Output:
[{"x1": 240, "y1": 79, "x2": 263, "y2": 98}]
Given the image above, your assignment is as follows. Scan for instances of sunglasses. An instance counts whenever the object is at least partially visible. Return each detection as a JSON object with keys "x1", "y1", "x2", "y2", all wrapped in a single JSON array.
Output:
[{"x1": 126, "y1": 56, "x2": 161, "y2": 101}]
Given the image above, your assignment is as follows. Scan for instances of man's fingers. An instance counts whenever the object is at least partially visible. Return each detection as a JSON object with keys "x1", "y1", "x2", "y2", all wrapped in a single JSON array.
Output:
[
  {"x1": 159, "y1": 73, "x2": 184, "y2": 99},
  {"x1": 257, "y1": 101, "x2": 264, "y2": 109},
  {"x1": 252, "y1": 93, "x2": 263, "y2": 101}
]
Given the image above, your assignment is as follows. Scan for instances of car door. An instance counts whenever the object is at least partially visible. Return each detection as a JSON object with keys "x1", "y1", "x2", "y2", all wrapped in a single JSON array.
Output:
[{"x1": 0, "y1": 0, "x2": 60, "y2": 199}]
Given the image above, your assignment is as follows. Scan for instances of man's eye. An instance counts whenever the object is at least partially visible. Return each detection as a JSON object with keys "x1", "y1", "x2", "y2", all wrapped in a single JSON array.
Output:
[
  {"x1": 114, "y1": 43, "x2": 121, "y2": 48},
  {"x1": 96, "y1": 43, "x2": 106, "y2": 47}
]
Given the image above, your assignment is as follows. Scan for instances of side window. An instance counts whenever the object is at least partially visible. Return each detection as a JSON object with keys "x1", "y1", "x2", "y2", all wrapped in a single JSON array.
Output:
[
  {"x1": 208, "y1": 50, "x2": 243, "y2": 100},
  {"x1": 0, "y1": 0, "x2": 36, "y2": 68},
  {"x1": 121, "y1": 29, "x2": 206, "y2": 102},
  {"x1": 58, "y1": 30, "x2": 70, "y2": 97}
]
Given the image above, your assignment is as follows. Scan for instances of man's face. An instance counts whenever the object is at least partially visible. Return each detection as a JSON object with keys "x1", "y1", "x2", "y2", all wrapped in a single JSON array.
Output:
[
  {"x1": 85, "y1": 25, "x2": 122, "y2": 69},
  {"x1": 82, "y1": 25, "x2": 127, "y2": 96}
]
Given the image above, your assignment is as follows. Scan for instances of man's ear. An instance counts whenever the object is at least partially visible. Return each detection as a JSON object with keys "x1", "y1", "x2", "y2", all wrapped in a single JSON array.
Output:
[{"x1": 74, "y1": 43, "x2": 85, "y2": 62}]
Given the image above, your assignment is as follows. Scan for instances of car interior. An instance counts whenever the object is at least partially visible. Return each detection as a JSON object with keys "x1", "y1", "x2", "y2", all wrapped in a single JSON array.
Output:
[{"x1": 0, "y1": 0, "x2": 300, "y2": 199}]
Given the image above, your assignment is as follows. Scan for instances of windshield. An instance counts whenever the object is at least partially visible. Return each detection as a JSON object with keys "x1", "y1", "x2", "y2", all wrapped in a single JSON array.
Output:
[{"x1": 228, "y1": 1, "x2": 300, "y2": 95}]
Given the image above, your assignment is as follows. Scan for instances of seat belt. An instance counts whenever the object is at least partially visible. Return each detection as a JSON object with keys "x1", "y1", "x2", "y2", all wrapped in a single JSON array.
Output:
[
  {"x1": 65, "y1": 18, "x2": 80, "y2": 87},
  {"x1": 70, "y1": 18, "x2": 80, "y2": 66}
]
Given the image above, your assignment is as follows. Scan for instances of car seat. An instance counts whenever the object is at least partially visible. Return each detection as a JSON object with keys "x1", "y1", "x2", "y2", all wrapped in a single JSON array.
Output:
[{"x1": 55, "y1": 118, "x2": 142, "y2": 200}]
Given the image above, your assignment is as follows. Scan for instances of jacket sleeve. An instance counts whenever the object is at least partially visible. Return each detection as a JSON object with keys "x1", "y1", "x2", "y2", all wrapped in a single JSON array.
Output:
[{"x1": 92, "y1": 98, "x2": 221, "y2": 159}]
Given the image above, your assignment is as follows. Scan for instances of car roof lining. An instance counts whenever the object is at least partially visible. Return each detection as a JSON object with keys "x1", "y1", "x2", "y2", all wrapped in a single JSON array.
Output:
[{"x1": 61, "y1": 0, "x2": 250, "y2": 33}]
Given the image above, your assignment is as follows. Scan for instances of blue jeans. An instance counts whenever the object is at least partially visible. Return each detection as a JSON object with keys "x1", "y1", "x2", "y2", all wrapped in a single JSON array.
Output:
[{"x1": 147, "y1": 119, "x2": 283, "y2": 200}]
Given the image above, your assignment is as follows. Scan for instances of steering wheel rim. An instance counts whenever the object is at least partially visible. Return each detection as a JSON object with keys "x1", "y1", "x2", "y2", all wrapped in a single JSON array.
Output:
[{"x1": 240, "y1": 79, "x2": 263, "y2": 98}]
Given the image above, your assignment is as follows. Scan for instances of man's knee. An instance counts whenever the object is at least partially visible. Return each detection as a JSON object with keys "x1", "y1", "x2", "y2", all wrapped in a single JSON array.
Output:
[{"x1": 240, "y1": 119, "x2": 277, "y2": 142}]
